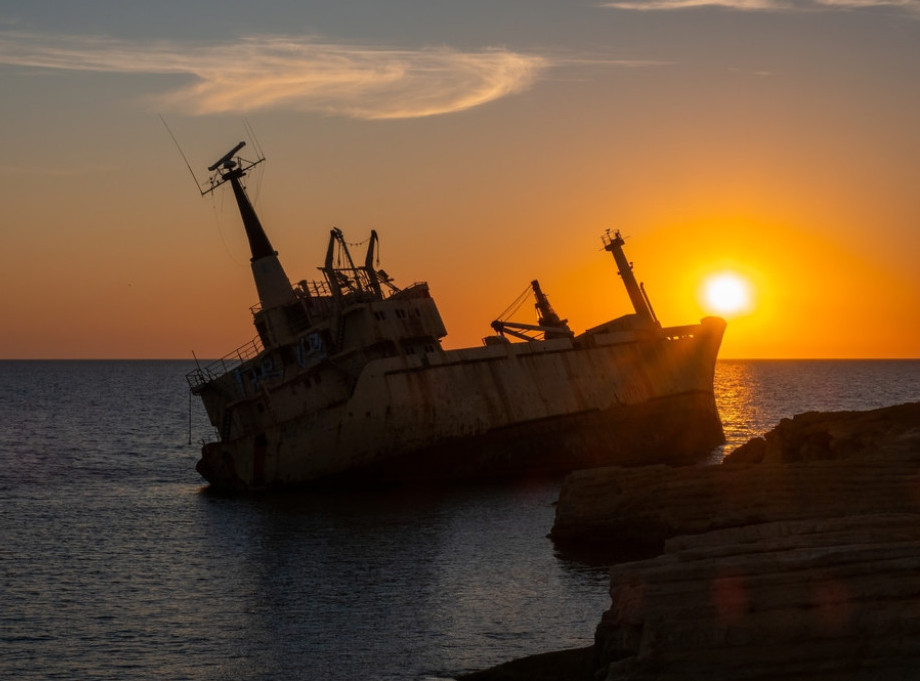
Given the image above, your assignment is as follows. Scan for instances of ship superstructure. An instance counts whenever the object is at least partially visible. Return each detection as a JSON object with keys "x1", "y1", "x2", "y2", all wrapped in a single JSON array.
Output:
[{"x1": 187, "y1": 143, "x2": 725, "y2": 491}]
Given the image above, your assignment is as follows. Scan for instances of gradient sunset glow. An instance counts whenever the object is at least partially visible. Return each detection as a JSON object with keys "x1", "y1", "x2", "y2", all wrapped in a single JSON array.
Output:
[{"x1": 1, "y1": 1, "x2": 918, "y2": 359}]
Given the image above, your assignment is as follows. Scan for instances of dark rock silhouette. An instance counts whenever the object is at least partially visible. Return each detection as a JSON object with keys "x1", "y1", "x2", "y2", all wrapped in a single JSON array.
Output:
[
  {"x1": 457, "y1": 402, "x2": 920, "y2": 680},
  {"x1": 726, "y1": 401, "x2": 920, "y2": 465}
]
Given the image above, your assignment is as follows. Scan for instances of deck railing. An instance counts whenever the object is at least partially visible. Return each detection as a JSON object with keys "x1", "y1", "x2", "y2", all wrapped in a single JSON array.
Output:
[{"x1": 186, "y1": 336, "x2": 264, "y2": 390}]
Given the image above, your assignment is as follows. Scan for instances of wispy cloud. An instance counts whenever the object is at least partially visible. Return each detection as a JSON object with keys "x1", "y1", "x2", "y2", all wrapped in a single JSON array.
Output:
[
  {"x1": 813, "y1": 0, "x2": 920, "y2": 7},
  {"x1": 600, "y1": 0, "x2": 920, "y2": 12},
  {"x1": 601, "y1": 0, "x2": 786, "y2": 9},
  {"x1": 0, "y1": 32, "x2": 547, "y2": 119}
]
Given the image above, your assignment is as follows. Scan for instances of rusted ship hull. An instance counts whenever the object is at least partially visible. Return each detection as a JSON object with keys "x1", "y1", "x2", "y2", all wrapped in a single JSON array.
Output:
[
  {"x1": 195, "y1": 316, "x2": 725, "y2": 491},
  {"x1": 186, "y1": 143, "x2": 727, "y2": 492}
]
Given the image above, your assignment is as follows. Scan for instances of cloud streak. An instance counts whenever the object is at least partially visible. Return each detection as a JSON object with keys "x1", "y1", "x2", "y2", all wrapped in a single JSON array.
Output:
[
  {"x1": 0, "y1": 32, "x2": 547, "y2": 119},
  {"x1": 601, "y1": 0, "x2": 785, "y2": 9},
  {"x1": 600, "y1": 0, "x2": 920, "y2": 12}
]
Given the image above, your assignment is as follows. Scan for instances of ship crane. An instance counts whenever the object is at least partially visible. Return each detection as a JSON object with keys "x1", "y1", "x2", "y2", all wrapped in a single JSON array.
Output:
[
  {"x1": 322, "y1": 228, "x2": 390, "y2": 300},
  {"x1": 491, "y1": 280, "x2": 574, "y2": 341}
]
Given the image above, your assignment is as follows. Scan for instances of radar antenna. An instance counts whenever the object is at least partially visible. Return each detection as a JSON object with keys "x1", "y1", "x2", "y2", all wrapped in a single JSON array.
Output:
[{"x1": 202, "y1": 140, "x2": 265, "y2": 196}]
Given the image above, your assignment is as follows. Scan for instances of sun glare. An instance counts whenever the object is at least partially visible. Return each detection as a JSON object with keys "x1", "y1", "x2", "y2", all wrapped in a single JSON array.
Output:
[{"x1": 700, "y1": 272, "x2": 752, "y2": 317}]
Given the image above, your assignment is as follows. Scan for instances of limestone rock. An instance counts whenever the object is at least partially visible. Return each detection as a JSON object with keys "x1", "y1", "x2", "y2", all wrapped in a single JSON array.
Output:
[
  {"x1": 550, "y1": 461, "x2": 920, "y2": 557},
  {"x1": 551, "y1": 402, "x2": 920, "y2": 556},
  {"x1": 595, "y1": 514, "x2": 920, "y2": 680},
  {"x1": 460, "y1": 404, "x2": 920, "y2": 680},
  {"x1": 455, "y1": 646, "x2": 596, "y2": 681},
  {"x1": 726, "y1": 402, "x2": 920, "y2": 465}
]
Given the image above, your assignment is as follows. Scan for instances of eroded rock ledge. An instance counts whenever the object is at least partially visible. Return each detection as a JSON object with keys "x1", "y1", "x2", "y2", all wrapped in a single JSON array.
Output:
[
  {"x1": 550, "y1": 402, "x2": 920, "y2": 555},
  {"x1": 456, "y1": 402, "x2": 920, "y2": 680},
  {"x1": 595, "y1": 513, "x2": 920, "y2": 680}
]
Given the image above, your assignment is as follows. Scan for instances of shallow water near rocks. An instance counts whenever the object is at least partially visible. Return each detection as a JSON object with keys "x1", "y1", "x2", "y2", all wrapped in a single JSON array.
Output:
[{"x1": 2, "y1": 359, "x2": 918, "y2": 679}]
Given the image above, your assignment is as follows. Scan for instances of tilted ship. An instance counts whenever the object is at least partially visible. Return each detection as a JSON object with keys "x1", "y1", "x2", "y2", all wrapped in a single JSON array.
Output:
[{"x1": 187, "y1": 143, "x2": 726, "y2": 491}]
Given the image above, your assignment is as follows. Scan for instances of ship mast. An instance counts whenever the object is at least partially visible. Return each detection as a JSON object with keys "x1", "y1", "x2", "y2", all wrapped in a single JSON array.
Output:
[
  {"x1": 204, "y1": 142, "x2": 294, "y2": 310},
  {"x1": 603, "y1": 230, "x2": 659, "y2": 327}
]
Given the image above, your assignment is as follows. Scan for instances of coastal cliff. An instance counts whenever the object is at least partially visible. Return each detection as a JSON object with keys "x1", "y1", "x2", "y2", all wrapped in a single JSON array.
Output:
[{"x1": 458, "y1": 402, "x2": 920, "y2": 680}]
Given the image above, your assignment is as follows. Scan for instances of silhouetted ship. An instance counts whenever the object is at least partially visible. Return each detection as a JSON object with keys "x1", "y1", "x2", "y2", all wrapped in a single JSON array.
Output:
[{"x1": 187, "y1": 143, "x2": 726, "y2": 491}]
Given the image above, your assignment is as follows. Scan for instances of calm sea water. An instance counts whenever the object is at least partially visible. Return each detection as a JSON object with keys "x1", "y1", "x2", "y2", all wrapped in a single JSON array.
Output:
[{"x1": 2, "y1": 359, "x2": 918, "y2": 680}]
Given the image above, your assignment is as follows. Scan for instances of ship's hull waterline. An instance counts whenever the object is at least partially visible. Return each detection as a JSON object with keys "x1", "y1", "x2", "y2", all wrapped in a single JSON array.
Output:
[{"x1": 195, "y1": 317, "x2": 726, "y2": 491}]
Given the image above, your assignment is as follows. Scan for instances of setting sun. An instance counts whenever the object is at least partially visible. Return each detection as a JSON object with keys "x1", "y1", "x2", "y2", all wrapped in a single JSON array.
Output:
[{"x1": 700, "y1": 272, "x2": 753, "y2": 317}]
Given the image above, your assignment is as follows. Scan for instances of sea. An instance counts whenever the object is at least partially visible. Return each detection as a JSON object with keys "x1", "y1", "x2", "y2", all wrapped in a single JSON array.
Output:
[{"x1": 1, "y1": 359, "x2": 918, "y2": 680}]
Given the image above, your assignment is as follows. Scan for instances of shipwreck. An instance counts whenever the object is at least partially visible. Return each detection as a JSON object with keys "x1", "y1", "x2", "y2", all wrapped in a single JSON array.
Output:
[{"x1": 186, "y1": 142, "x2": 726, "y2": 491}]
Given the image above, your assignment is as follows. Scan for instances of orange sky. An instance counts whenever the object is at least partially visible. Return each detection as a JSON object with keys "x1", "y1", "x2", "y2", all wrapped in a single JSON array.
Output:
[{"x1": 1, "y1": 1, "x2": 919, "y2": 359}]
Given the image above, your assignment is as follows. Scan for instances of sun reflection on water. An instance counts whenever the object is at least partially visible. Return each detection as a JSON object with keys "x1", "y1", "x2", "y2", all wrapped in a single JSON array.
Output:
[{"x1": 713, "y1": 360, "x2": 920, "y2": 460}]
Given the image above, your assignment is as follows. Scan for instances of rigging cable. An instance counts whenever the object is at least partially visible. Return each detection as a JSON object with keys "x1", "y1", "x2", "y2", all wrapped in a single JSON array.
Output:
[
  {"x1": 495, "y1": 284, "x2": 533, "y2": 322},
  {"x1": 159, "y1": 114, "x2": 204, "y2": 194},
  {"x1": 243, "y1": 118, "x2": 265, "y2": 161}
]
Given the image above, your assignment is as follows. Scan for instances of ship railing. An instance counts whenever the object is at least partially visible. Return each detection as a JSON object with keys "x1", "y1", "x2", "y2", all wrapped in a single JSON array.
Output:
[
  {"x1": 186, "y1": 336, "x2": 264, "y2": 390},
  {"x1": 389, "y1": 282, "x2": 429, "y2": 299},
  {"x1": 296, "y1": 279, "x2": 333, "y2": 298},
  {"x1": 248, "y1": 280, "x2": 335, "y2": 317},
  {"x1": 246, "y1": 278, "x2": 422, "y2": 322}
]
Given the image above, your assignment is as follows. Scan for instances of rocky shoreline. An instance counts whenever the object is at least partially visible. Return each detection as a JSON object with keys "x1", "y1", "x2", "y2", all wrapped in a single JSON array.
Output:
[{"x1": 457, "y1": 402, "x2": 920, "y2": 680}]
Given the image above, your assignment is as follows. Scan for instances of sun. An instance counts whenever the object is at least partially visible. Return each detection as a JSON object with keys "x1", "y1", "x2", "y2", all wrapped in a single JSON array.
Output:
[{"x1": 700, "y1": 272, "x2": 753, "y2": 317}]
